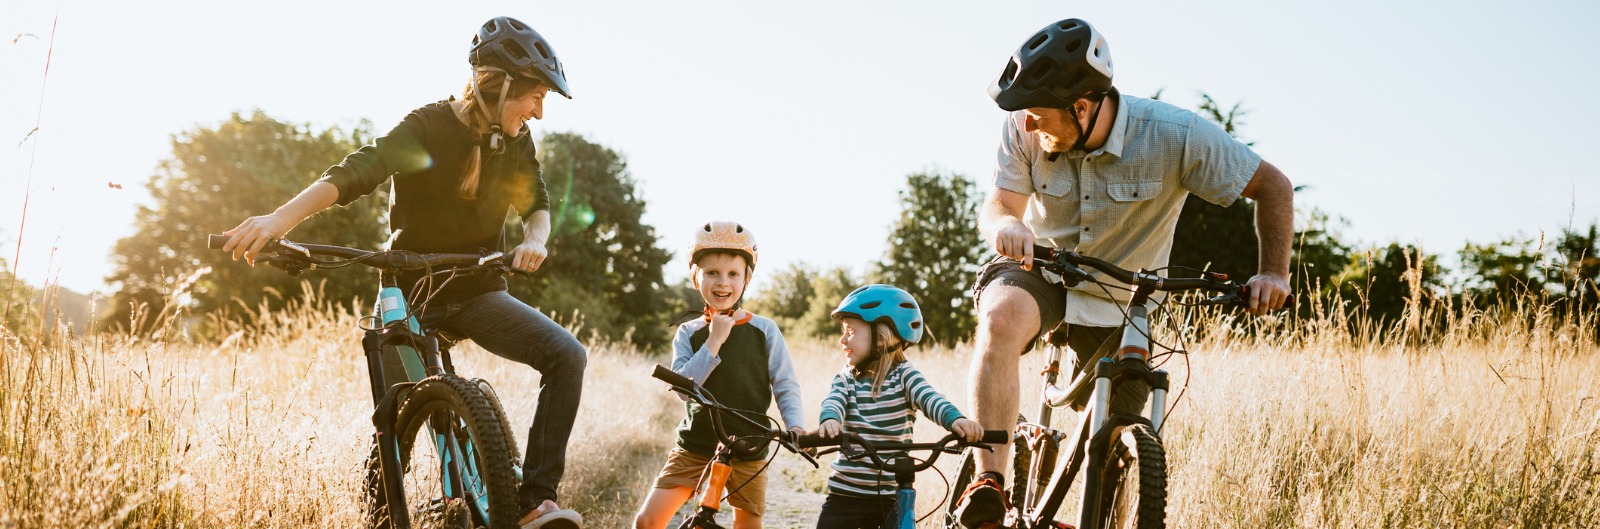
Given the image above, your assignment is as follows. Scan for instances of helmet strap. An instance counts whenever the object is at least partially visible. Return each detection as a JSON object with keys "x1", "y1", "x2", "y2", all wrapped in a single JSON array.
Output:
[
  {"x1": 469, "y1": 66, "x2": 514, "y2": 155},
  {"x1": 1068, "y1": 88, "x2": 1116, "y2": 153}
]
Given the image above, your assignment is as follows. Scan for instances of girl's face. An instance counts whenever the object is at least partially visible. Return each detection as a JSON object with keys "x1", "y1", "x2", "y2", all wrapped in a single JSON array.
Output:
[
  {"x1": 838, "y1": 317, "x2": 875, "y2": 366},
  {"x1": 499, "y1": 83, "x2": 551, "y2": 134},
  {"x1": 695, "y1": 253, "x2": 749, "y2": 312}
]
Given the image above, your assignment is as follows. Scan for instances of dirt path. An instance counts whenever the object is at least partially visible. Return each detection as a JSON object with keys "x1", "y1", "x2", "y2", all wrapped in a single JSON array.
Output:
[{"x1": 664, "y1": 451, "x2": 830, "y2": 528}]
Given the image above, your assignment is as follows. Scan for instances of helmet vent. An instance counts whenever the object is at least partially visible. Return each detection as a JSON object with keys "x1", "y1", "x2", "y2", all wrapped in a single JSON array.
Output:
[
  {"x1": 1026, "y1": 34, "x2": 1050, "y2": 51},
  {"x1": 735, "y1": 224, "x2": 745, "y2": 233},
  {"x1": 1059, "y1": 20, "x2": 1079, "y2": 31},
  {"x1": 1027, "y1": 61, "x2": 1055, "y2": 82},
  {"x1": 505, "y1": 42, "x2": 530, "y2": 61},
  {"x1": 534, "y1": 41, "x2": 551, "y2": 59},
  {"x1": 703, "y1": 223, "x2": 713, "y2": 232},
  {"x1": 509, "y1": 19, "x2": 527, "y2": 31},
  {"x1": 999, "y1": 61, "x2": 1019, "y2": 88},
  {"x1": 485, "y1": 20, "x2": 499, "y2": 33},
  {"x1": 1064, "y1": 39, "x2": 1082, "y2": 54},
  {"x1": 899, "y1": 302, "x2": 915, "y2": 309},
  {"x1": 860, "y1": 301, "x2": 882, "y2": 310},
  {"x1": 911, "y1": 321, "x2": 922, "y2": 329}
]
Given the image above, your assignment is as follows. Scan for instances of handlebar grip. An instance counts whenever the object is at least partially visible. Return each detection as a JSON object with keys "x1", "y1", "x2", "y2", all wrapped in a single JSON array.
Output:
[
  {"x1": 796, "y1": 433, "x2": 839, "y2": 449},
  {"x1": 980, "y1": 430, "x2": 1009, "y2": 444},
  {"x1": 650, "y1": 365, "x2": 697, "y2": 392},
  {"x1": 1031, "y1": 244, "x2": 1057, "y2": 261},
  {"x1": 208, "y1": 234, "x2": 229, "y2": 250}
]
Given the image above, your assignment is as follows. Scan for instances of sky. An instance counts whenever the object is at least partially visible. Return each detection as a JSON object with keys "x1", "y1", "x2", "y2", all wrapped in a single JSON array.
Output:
[{"x1": 2, "y1": 1, "x2": 1598, "y2": 295}]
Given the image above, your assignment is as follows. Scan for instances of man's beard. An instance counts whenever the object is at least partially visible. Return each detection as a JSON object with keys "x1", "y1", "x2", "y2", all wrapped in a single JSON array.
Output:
[{"x1": 1036, "y1": 121, "x2": 1084, "y2": 154}]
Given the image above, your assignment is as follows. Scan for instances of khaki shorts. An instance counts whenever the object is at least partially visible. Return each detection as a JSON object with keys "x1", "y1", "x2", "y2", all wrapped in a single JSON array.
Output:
[{"x1": 652, "y1": 447, "x2": 768, "y2": 516}]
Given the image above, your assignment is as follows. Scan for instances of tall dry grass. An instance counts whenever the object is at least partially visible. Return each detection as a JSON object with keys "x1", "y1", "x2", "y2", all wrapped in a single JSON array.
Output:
[{"x1": 2, "y1": 275, "x2": 1598, "y2": 528}]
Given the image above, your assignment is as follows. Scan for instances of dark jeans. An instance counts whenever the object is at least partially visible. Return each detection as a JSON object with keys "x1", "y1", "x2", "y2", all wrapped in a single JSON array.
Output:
[
  {"x1": 815, "y1": 492, "x2": 899, "y2": 529},
  {"x1": 416, "y1": 290, "x2": 587, "y2": 508}
]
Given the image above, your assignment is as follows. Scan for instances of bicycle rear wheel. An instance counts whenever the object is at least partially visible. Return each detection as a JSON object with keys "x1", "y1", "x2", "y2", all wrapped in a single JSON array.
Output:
[
  {"x1": 364, "y1": 374, "x2": 522, "y2": 529},
  {"x1": 1093, "y1": 423, "x2": 1166, "y2": 529},
  {"x1": 943, "y1": 448, "x2": 975, "y2": 529}
]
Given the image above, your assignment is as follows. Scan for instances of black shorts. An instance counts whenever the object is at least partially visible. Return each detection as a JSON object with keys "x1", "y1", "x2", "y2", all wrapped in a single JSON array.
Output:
[{"x1": 971, "y1": 256, "x2": 1120, "y2": 367}]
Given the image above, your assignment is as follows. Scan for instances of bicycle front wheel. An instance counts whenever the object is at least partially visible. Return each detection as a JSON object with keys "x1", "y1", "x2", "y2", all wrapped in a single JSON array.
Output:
[
  {"x1": 1094, "y1": 423, "x2": 1166, "y2": 529},
  {"x1": 366, "y1": 374, "x2": 522, "y2": 529}
]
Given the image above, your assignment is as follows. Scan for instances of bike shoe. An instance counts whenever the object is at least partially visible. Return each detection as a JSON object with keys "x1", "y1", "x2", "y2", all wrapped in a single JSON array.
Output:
[
  {"x1": 519, "y1": 500, "x2": 583, "y2": 529},
  {"x1": 954, "y1": 474, "x2": 1009, "y2": 528}
]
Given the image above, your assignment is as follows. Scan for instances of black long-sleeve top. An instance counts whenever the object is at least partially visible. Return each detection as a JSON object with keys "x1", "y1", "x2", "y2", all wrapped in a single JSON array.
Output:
[{"x1": 318, "y1": 98, "x2": 550, "y2": 302}]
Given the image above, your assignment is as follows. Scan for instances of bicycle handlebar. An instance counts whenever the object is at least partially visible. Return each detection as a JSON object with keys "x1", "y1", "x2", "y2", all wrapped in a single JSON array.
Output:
[
  {"x1": 649, "y1": 365, "x2": 819, "y2": 468},
  {"x1": 795, "y1": 430, "x2": 1006, "y2": 473},
  {"x1": 1031, "y1": 245, "x2": 1294, "y2": 309},
  {"x1": 206, "y1": 234, "x2": 524, "y2": 276}
]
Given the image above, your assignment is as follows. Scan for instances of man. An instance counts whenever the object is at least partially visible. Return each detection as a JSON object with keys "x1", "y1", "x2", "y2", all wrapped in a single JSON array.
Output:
[{"x1": 955, "y1": 18, "x2": 1294, "y2": 527}]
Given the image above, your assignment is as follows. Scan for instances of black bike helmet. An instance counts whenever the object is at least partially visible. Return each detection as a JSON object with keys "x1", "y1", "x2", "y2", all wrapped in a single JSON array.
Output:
[
  {"x1": 989, "y1": 18, "x2": 1113, "y2": 111},
  {"x1": 469, "y1": 16, "x2": 572, "y2": 99}
]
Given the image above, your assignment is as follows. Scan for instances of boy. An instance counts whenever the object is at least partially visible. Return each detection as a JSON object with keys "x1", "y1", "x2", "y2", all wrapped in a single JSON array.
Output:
[{"x1": 633, "y1": 221, "x2": 807, "y2": 529}]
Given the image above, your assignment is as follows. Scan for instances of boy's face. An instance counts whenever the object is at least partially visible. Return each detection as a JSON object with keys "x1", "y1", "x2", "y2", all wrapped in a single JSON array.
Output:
[
  {"x1": 837, "y1": 317, "x2": 874, "y2": 366},
  {"x1": 695, "y1": 253, "x2": 749, "y2": 312}
]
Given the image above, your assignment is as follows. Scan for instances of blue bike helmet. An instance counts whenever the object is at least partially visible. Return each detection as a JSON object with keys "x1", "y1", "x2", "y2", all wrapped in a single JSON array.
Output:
[{"x1": 831, "y1": 284, "x2": 924, "y2": 344}]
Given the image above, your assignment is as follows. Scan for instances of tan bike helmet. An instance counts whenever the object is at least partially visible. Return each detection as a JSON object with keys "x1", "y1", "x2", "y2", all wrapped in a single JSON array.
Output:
[{"x1": 689, "y1": 221, "x2": 759, "y2": 272}]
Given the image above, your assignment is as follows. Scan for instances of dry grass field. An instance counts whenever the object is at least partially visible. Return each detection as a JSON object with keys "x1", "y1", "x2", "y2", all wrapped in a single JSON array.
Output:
[{"x1": 2, "y1": 286, "x2": 1598, "y2": 528}]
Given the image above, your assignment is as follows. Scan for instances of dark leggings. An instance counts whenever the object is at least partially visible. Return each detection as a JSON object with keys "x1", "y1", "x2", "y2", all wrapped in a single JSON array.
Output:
[
  {"x1": 814, "y1": 492, "x2": 899, "y2": 529},
  {"x1": 418, "y1": 290, "x2": 587, "y2": 508}
]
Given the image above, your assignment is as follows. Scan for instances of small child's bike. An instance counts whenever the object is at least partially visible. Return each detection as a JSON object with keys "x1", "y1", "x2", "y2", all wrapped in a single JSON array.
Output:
[
  {"x1": 797, "y1": 430, "x2": 1008, "y2": 528},
  {"x1": 945, "y1": 245, "x2": 1291, "y2": 529},
  {"x1": 207, "y1": 234, "x2": 528, "y2": 529},
  {"x1": 649, "y1": 365, "x2": 819, "y2": 529}
]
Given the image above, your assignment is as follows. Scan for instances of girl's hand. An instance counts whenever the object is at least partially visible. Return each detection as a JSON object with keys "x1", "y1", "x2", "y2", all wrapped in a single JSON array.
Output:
[
  {"x1": 222, "y1": 213, "x2": 295, "y2": 264},
  {"x1": 818, "y1": 419, "x2": 841, "y2": 439},
  {"x1": 511, "y1": 240, "x2": 548, "y2": 273},
  {"x1": 951, "y1": 418, "x2": 983, "y2": 442}
]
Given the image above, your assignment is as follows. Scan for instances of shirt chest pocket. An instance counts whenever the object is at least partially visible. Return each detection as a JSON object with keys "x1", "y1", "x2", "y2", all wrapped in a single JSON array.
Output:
[
  {"x1": 1030, "y1": 169, "x2": 1073, "y2": 198},
  {"x1": 1106, "y1": 180, "x2": 1163, "y2": 202}
]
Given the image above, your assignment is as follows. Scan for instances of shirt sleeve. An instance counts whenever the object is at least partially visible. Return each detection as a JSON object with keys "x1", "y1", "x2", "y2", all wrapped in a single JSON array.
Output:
[
  {"x1": 903, "y1": 363, "x2": 964, "y2": 430},
  {"x1": 819, "y1": 372, "x2": 850, "y2": 424},
  {"x1": 318, "y1": 109, "x2": 432, "y2": 206},
  {"x1": 513, "y1": 131, "x2": 552, "y2": 220},
  {"x1": 1178, "y1": 112, "x2": 1262, "y2": 207},
  {"x1": 671, "y1": 323, "x2": 720, "y2": 386},
  {"x1": 992, "y1": 111, "x2": 1037, "y2": 196},
  {"x1": 763, "y1": 322, "x2": 808, "y2": 432}
]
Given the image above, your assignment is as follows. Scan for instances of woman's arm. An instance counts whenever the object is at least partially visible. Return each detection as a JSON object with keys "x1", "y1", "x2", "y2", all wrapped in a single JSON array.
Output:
[
  {"x1": 512, "y1": 210, "x2": 552, "y2": 272},
  {"x1": 221, "y1": 181, "x2": 339, "y2": 263}
]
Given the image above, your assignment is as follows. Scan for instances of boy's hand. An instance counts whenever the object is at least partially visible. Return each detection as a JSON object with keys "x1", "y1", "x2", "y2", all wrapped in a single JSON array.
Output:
[
  {"x1": 951, "y1": 418, "x2": 982, "y2": 442},
  {"x1": 706, "y1": 313, "x2": 735, "y2": 354},
  {"x1": 818, "y1": 419, "x2": 841, "y2": 439}
]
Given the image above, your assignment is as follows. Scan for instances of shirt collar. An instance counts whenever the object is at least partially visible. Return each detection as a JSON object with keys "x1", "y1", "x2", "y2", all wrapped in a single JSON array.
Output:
[{"x1": 1091, "y1": 92, "x2": 1130, "y2": 159}]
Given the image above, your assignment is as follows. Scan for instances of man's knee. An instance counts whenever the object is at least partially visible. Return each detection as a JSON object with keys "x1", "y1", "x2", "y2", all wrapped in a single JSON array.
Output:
[
  {"x1": 976, "y1": 286, "x2": 1041, "y2": 344},
  {"x1": 542, "y1": 337, "x2": 588, "y2": 376}
]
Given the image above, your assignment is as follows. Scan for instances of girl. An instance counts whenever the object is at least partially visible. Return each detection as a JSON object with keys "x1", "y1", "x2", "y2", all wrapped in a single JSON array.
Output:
[
  {"x1": 221, "y1": 16, "x2": 586, "y2": 529},
  {"x1": 815, "y1": 285, "x2": 983, "y2": 528}
]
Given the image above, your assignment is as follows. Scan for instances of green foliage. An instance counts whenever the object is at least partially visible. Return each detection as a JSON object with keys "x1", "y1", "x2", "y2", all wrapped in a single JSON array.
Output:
[
  {"x1": 1549, "y1": 224, "x2": 1599, "y2": 310},
  {"x1": 786, "y1": 266, "x2": 858, "y2": 342},
  {"x1": 1457, "y1": 236, "x2": 1548, "y2": 305},
  {"x1": 873, "y1": 171, "x2": 986, "y2": 345},
  {"x1": 1334, "y1": 243, "x2": 1447, "y2": 326},
  {"x1": 1, "y1": 256, "x2": 40, "y2": 343},
  {"x1": 504, "y1": 132, "x2": 673, "y2": 348},
  {"x1": 745, "y1": 261, "x2": 818, "y2": 331},
  {"x1": 103, "y1": 111, "x2": 383, "y2": 335}
]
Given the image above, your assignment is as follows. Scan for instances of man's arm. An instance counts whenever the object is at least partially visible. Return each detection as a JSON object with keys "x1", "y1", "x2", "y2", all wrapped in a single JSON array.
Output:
[
  {"x1": 1238, "y1": 159, "x2": 1293, "y2": 313},
  {"x1": 980, "y1": 187, "x2": 1039, "y2": 269}
]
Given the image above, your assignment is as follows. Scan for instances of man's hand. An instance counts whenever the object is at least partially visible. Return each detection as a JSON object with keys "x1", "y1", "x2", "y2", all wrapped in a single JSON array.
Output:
[
  {"x1": 511, "y1": 240, "x2": 549, "y2": 273},
  {"x1": 706, "y1": 312, "x2": 735, "y2": 355},
  {"x1": 818, "y1": 418, "x2": 842, "y2": 439},
  {"x1": 993, "y1": 217, "x2": 1037, "y2": 270},
  {"x1": 1243, "y1": 273, "x2": 1291, "y2": 315},
  {"x1": 222, "y1": 213, "x2": 295, "y2": 265},
  {"x1": 950, "y1": 418, "x2": 983, "y2": 442}
]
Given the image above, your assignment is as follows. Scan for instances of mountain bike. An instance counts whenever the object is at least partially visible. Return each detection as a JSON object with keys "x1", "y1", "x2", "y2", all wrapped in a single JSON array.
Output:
[
  {"x1": 207, "y1": 234, "x2": 527, "y2": 529},
  {"x1": 945, "y1": 245, "x2": 1291, "y2": 529},
  {"x1": 797, "y1": 429, "x2": 1007, "y2": 528},
  {"x1": 648, "y1": 365, "x2": 818, "y2": 529}
]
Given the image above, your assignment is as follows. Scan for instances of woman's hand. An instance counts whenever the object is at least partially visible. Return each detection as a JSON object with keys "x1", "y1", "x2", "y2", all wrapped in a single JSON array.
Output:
[
  {"x1": 511, "y1": 240, "x2": 548, "y2": 273},
  {"x1": 951, "y1": 418, "x2": 983, "y2": 442},
  {"x1": 818, "y1": 419, "x2": 842, "y2": 439},
  {"x1": 222, "y1": 213, "x2": 295, "y2": 264}
]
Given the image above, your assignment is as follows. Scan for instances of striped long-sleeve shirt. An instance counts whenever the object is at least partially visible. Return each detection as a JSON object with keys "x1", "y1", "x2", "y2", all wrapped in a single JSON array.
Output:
[{"x1": 818, "y1": 360, "x2": 965, "y2": 496}]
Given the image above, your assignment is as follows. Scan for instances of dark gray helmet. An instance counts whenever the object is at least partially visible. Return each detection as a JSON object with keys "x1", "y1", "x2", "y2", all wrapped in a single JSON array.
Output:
[
  {"x1": 990, "y1": 18, "x2": 1113, "y2": 111},
  {"x1": 469, "y1": 16, "x2": 572, "y2": 99}
]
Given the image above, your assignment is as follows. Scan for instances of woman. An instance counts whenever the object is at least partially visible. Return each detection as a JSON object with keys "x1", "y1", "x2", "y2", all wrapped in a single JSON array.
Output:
[{"x1": 221, "y1": 16, "x2": 586, "y2": 529}]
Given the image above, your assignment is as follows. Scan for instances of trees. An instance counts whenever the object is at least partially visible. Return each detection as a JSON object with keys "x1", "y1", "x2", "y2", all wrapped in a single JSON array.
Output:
[
  {"x1": 103, "y1": 111, "x2": 384, "y2": 334},
  {"x1": 874, "y1": 171, "x2": 986, "y2": 346},
  {"x1": 1334, "y1": 243, "x2": 1446, "y2": 326},
  {"x1": 503, "y1": 132, "x2": 673, "y2": 348},
  {"x1": 1168, "y1": 93, "x2": 1260, "y2": 279}
]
